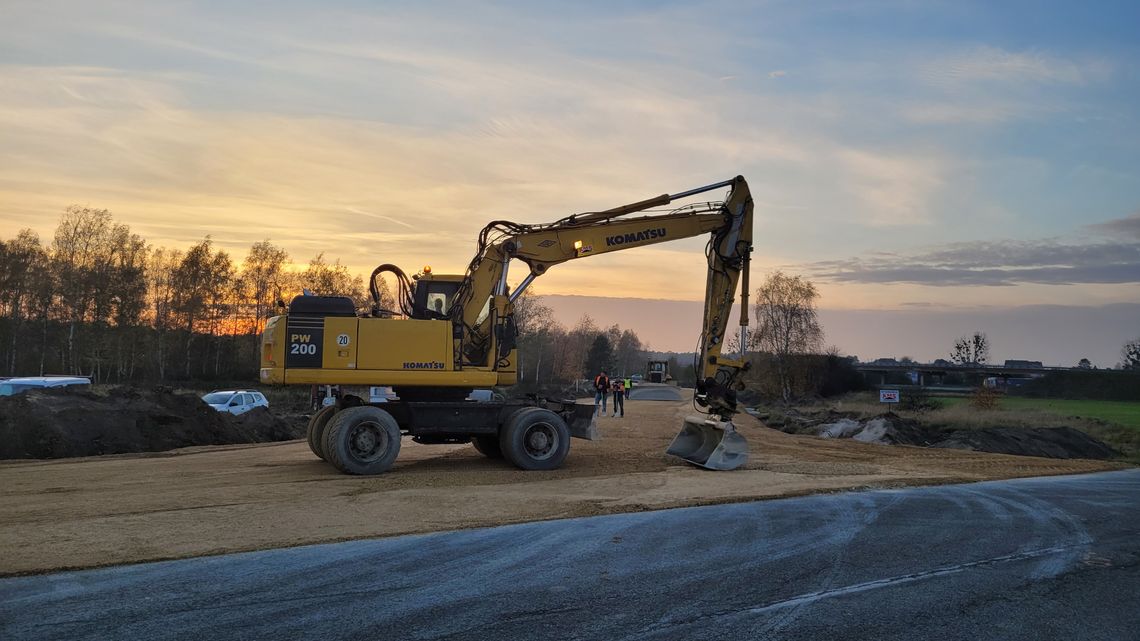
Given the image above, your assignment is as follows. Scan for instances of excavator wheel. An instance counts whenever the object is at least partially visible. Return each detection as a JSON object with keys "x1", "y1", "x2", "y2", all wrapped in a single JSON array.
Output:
[
  {"x1": 322, "y1": 406, "x2": 402, "y2": 475},
  {"x1": 471, "y1": 435, "x2": 503, "y2": 459},
  {"x1": 306, "y1": 405, "x2": 336, "y2": 461},
  {"x1": 500, "y1": 407, "x2": 569, "y2": 471}
]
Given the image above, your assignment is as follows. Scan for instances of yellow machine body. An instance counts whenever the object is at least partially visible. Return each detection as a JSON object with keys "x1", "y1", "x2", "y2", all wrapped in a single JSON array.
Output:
[{"x1": 260, "y1": 296, "x2": 516, "y2": 388}]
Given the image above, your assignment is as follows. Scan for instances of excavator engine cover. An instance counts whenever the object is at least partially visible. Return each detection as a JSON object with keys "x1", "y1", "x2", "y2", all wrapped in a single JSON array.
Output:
[{"x1": 667, "y1": 415, "x2": 749, "y2": 470}]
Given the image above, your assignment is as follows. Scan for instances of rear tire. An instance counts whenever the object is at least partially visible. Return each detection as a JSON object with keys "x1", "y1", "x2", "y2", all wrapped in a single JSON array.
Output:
[
  {"x1": 323, "y1": 406, "x2": 402, "y2": 475},
  {"x1": 500, "y1": 408, "x2": 570, "y2": 471},
  {"x1": 472, "y1": 435, "x2": 503, "y2": 459},
  {"x1": 306, "y1": 405, "x2": 336, "y2": 461}
]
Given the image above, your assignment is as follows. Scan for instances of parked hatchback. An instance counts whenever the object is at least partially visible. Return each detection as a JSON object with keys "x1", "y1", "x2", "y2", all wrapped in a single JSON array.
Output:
[{"x1": 202, "y1": 390, "x2": 269, "y2": 415}]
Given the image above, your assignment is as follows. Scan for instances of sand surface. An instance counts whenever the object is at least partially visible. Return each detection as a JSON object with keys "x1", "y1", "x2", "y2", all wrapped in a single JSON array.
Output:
[{"x1": 0, "y1": 388, "x2": 1124, "y2": 575}]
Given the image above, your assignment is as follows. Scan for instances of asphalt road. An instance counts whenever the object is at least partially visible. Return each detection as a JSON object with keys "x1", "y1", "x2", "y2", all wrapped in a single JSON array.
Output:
[
  {"x1": 3, "y1": 470, "x2": 1138, "y2": 641},
  {"x1": 626, "y1": 384, "x2": 684, "y2": 401}
]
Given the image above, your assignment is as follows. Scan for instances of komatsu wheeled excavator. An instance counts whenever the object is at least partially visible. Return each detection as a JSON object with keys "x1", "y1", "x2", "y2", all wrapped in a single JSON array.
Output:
[{"x1": 260, "y1": 176, "x2": 754, "y2": 475}]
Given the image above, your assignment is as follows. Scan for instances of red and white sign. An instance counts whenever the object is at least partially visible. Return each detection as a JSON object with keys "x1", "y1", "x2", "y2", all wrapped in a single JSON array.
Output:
[{"x1": 879, "y1": 389, "x2": 900, "y2": 404}]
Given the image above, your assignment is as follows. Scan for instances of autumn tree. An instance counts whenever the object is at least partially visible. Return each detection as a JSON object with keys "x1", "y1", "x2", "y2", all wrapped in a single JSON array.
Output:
[
  {"x1": 613, "y1": 329, "x2": 645, "y2": 378},
  {"x1": 584, "y1": 334, "x2": 614, "y2": 378},
  {"x1": 751, "y1": 271, "x2": 824, "y2": 400},
  {"x1": 1121, "y1": 338, "x2": 1140, "y2": 370},
  {"x1": 951, "y1": 331, "x2": 990, "y2": 365},
  {"x1": 301, "y1": 253, "x2": 368, "y2": 309},
  {"x1": 513, "y1": 289, "x2": 558, "y2": 385},
  {"x1": 172, "y1": 238, "x2": 235, "y2": 377},
  {"x1": 241, "y1": 239, "x2": 291, "y2": 337}
]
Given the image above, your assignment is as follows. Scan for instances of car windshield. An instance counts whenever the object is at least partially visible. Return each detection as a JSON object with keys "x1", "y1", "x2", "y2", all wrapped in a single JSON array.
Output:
[{"x1": 202, "y1": 392, "x2": 234, "y2": 404}]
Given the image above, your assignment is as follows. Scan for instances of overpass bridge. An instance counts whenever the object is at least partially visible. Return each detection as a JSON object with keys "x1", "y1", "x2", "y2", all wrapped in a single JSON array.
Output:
[{"x1": 854, "y1": 363, "x2": 1083, "y2": 387}]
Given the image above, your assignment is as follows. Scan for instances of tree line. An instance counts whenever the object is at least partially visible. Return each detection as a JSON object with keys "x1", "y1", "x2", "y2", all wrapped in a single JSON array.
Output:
[
  {"x1": 512, "y1": 292, "x2": 647, "y2": 391},
  {"x1": 0, "y1": 206, "x2": 383, "y2": 382}
]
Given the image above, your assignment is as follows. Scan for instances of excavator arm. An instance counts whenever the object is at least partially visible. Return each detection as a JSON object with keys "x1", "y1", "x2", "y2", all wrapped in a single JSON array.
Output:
[{"x1": 450, "y1": 177, "x2": 754, "y2": 468}]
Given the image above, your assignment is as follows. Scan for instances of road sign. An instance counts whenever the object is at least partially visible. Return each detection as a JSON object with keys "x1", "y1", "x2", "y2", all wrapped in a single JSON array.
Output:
[{"x1": 879, "y1": 389, "x2": 900, "y2": 404}]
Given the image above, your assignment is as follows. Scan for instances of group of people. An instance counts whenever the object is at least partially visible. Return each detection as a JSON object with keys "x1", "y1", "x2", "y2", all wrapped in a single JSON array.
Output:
[{"x1": 592, "y1": 370, "x2": 630, "y2": 417}]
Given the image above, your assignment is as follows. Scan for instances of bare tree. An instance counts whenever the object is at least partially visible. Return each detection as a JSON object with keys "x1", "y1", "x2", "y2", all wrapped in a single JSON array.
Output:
[
  {"x1": 147, "y1": 247, "x2": 182, "y2": 380},
  {"x1": 751, "y1": 271, "x2": 824, "y2": 401},
  {"x1": 951, "y1": 331, "x2": 990, "y2": 365},
  {"x1": 0, "y1": 230, "x2": 48, "y2": 374}
]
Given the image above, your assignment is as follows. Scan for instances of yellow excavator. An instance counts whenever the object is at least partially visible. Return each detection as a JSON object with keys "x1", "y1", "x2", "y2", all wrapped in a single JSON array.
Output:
[{"x1": 260, "y1": 176, "x2": 754, "y2": 474}]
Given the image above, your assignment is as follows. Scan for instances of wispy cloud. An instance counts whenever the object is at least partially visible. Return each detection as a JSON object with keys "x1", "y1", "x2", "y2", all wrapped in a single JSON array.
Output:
[
  {"x1": 801, "y1": 238, "x2": 1140, "y2": 286},
  {"x1": 919, "y1": 46, "x2": 1110, "y2": 88}
]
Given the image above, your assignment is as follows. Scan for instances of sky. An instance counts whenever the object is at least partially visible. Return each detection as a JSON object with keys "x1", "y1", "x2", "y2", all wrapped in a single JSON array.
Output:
[{"x1": 1, "y1": 1, "x2": 1138, "y2": 363}]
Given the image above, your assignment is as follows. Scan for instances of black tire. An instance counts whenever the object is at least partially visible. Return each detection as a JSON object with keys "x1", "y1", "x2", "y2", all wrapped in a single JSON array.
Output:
[
  {"x1": 306, "y1": 405, "x2": 336, "y2": 461},
  {"x1": 499, "y1": 408, "x2": 570, "y2": 471},
  {"x1": 472, "y1": 434, "x2": 504, "y2": 459},
  {"x1": 323, "y1": 406, "x2": 402, "y2": 475}
]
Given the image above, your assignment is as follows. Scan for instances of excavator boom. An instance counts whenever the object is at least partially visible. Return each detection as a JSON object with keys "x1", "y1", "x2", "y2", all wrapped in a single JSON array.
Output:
[{"x1": 451, "y1": 176, "x2": 754, "y2": 469}]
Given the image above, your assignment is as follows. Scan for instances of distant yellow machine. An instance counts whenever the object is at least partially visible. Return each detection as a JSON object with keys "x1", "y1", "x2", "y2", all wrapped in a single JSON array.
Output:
[{"x1": 261, "y1": 177, "x2": 754, "y2": 474}]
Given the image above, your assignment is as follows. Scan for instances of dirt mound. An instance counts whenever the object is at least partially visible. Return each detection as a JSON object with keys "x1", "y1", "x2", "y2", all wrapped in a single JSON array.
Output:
[
  {"x1": 814, "y1": 414, "x2": 1118, "y2": 460},
  {"x1": 933, "y1": 427, "x2": 1119, "y2": 460},
  {"x1": 0, "y1": 386, "x2": 302, "y2": 460}
]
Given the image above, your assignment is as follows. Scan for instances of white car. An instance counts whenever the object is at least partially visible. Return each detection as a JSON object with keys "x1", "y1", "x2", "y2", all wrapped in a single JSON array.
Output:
[
  {"x1": 0, "y1": 376, "x2": 91, "y2": 396},
  {"x1": 203, "y1": 390, "x2": 269, "y2": 415}
]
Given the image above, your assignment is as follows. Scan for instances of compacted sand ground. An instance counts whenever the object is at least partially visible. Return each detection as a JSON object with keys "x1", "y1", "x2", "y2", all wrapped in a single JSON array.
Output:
[{"x1": 0, "y1": 387, "x2": 1125, "y2": 575}]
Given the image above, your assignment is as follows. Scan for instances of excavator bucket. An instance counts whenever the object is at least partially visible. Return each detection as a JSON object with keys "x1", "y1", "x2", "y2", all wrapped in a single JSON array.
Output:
[
  {"x1": 567, "y1": 402, "x2": 600, "y2": 441},
  {"x1": 666, "y1": 415, "x2": 749, "y2": 470}
]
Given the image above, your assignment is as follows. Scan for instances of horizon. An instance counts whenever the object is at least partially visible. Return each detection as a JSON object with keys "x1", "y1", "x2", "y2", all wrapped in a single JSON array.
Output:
[{"x1": 2, "y1": 1, "x2": 1138, "y2": 362}]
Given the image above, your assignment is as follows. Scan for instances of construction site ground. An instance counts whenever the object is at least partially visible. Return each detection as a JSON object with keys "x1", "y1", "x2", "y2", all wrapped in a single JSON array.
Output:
[{"x1": 0, "y1": 387, "x2": 1126, "y2": 576}]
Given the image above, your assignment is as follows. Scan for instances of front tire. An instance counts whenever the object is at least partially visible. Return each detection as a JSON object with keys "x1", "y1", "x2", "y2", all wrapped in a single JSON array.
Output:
[
  {"x1": 500, "y1": 408, "x2": 570, "y2": 471},
  {"x1": 323, "y1": 406, "x2": 402, "y2": 475},
  {"x1": 306, "y1": 405, "x2": 336, "y2": 461}
]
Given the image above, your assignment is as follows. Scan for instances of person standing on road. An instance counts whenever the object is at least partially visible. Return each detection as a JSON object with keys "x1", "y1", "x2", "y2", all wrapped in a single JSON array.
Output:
[
  {"x1": 594, "y1": 370, "x2": 610, "y2": 416},
  {"x1": 623, "y1": 377, "x2": 632, "y2": 401},
  {"x1": 611, "y1": 378, "x2": 625, "y2": 417}
]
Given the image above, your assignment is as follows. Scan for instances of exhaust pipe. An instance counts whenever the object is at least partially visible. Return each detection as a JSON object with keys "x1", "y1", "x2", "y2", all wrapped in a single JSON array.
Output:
[{"x1": 666, "y1": 415, "x2": 749, "y2": 470}]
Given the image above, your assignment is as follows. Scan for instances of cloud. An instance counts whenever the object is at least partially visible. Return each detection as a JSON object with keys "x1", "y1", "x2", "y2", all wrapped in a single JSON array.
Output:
[
  {"x1": 1087, "y1": 211, "x2": 1140, "y2": 239},
  {"x1": 835, "y1": 149, "x2": 947, "y2": 225},
  {"x1": 920, "y1": 46, "x2": 1109, "y2": 88},
  {"x1": 802, "y1": 238, "x2": 1140, "y2": 286},
  {"x1": 767, "y1": 70, "x2": 787, "y2": 78}
]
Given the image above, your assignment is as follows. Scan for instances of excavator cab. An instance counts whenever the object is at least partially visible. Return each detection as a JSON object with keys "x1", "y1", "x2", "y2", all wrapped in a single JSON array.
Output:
[{"x1": 411, "y1": 273, "x2": 463, "y2": 319}]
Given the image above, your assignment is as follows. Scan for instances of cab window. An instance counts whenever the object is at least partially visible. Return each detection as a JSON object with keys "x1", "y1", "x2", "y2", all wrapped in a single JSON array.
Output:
[{"x1": 414, "y1": 280, "x2": 461, "y2": 319}]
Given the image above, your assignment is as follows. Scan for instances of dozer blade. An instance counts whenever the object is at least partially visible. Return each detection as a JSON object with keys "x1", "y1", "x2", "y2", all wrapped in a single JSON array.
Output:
[{"x1": 666, "y1": 415, "x2": 749, "y2": 470}]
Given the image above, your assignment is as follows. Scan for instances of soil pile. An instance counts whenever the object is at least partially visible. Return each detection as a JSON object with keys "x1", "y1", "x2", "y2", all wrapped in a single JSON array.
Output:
[
  {"x1": 815, "y1": 414, "x2": 1118, "y2": 460},
  {"x1": 934, "y1": 426, "x2": 1119, "y2": 460},
  {"x1": 0, "y1": 386, "x2": 302, "y2": 460}
]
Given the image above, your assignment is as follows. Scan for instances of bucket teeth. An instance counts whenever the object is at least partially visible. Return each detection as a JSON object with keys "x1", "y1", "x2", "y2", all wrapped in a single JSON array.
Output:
[{"x1": 666, "y1": 416, "x2": 749, "y2": 470}]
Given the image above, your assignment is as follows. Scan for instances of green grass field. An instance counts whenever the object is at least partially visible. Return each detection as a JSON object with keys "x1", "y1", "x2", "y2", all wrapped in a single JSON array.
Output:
[{"x1": 935, "y1": 397, "x2": 1140, "y2": 430}]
